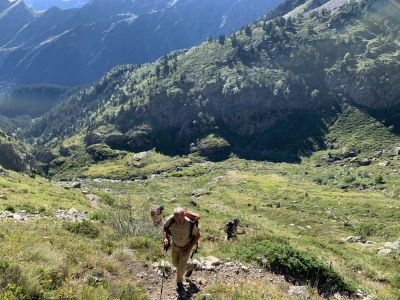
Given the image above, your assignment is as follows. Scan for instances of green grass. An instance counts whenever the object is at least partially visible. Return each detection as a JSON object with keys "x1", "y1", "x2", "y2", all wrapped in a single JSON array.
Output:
[
  {"x1": 1, "y1": 143, "x2": 400, "y2": 298},
  {"x1": 0, "y1": 171, "x2": 91, "y2": 212},
  {"x1": 82, "y1": 153, "x2": 400, "y2": 298}
]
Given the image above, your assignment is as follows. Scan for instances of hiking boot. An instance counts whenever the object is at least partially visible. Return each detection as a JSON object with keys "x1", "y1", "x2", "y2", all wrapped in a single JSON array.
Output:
[{"x1": 176, "y1": 282, "x2": 184, "y2": 293}]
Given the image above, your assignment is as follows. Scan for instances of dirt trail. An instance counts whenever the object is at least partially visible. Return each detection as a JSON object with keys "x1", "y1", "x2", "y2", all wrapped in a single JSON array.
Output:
[{"x1": 128, "y1": 260, "x2": 310, "y2": 300}]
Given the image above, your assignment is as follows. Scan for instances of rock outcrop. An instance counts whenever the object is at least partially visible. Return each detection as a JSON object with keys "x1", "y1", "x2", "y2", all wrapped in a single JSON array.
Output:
[{"x1": 0, "y1": 130, "x2": 35, "y2": 172}]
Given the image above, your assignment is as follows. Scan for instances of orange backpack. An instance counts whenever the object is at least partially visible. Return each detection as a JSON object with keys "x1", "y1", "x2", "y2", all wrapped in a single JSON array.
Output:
[{"x1": 184, "y1": 210, "x2": 200, "y2": 224}]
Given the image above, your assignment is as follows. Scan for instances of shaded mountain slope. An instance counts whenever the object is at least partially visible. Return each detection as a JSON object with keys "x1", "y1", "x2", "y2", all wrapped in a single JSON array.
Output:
[{"x1": 26, "y1": 0, "x2": 400, "y2": 162}]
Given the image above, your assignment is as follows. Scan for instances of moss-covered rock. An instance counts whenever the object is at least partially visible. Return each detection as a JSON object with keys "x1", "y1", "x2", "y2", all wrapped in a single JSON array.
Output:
[
  {"x1": 86, "y1": 144, "x2": 119, "y2": 161},
  {"x1": 105, "y1": 131, "x2": 154, "y2": 153},
  {"x1": 197, "y1": 134, "x2": 231, "y2": 161}
]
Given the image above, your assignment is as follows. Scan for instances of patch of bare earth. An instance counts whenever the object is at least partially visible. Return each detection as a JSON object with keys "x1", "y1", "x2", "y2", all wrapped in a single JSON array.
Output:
[{"x1": 128, "y1": 260, "x2": 320, "y2": 300}]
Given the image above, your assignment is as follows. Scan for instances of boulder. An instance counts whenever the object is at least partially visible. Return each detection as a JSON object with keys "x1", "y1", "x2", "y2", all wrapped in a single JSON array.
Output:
[
  {"x1": 378, "y1": 161, "x2": 389, "y2": 167},
  {"x1": 68, "y1": 182, "x2": 81, "y2": 189},
  {"x1": 152, "y1": 260, "x2": 174, "y2": 272},
  {"x1": 192, "y1": 189, "x2": 211, "y2": 197},
  {"x1": 197, "y1": 134, "x2": 231, "y2": 161},
  {"x1": 395, "y1": 147, "x2": 400, "y2": 156},
  {"x1": 288, "y1": 286, "x2": 309, "y2": 298},
  {"x1": 55, "y1": 182, "x2": 81, "y2": 189},
  {"x1": 358, "y1": 158, "x2": 371, "y2": 166},
  {"x1": 344, "y1": 236, "x2": 367, "y2": 243},
  {"x1": 68, "y1": 208, "x2": 79, "y2": 215},
  {"x1": 383, "y1": 240, "x2": 400, "y2": 251},
  {"x1": 205, "y1": 256, "x2": 221, "y2": 266},
  {"x1": 86, "y1": 143, "x2": 119, "y2": 161},
  {"x1": 197, "y1": 256, "x2": 222, "y2": 271},
  {"x1": 104, "y1": 130, "x2": 154, "y2": 153},
  {"x1": 191, "y1": 259, "x2": 203, "y2": 270},
  {"x1": 343, "y1": 220, "x2": 353, "y2": 227},
  {"x1": 258, "y1": 256, "x2": 268, "y2": 266},
  {"x1": 132, "y1": 152, "x2": 148, "y2": 161},
  {"x1": 377, "y1": 248, "x2": 393, "y2": 257},
  {"x1": 0, "y1": 195, "x2": 7, "y2": 200}
]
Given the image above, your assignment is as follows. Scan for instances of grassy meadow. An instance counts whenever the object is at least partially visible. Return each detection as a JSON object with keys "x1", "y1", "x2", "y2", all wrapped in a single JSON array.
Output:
[{"x1": 1, "y1": 105, "x2": 400, "y2": 299}]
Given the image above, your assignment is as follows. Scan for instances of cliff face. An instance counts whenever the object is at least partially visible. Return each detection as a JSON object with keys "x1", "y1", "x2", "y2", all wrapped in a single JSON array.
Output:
[
  {"x1": 325, "y1": 53, "x2": 400, "y2": 109},
  {"x1": 0, "y1": 130, "x2": 35, "y2": 172}
]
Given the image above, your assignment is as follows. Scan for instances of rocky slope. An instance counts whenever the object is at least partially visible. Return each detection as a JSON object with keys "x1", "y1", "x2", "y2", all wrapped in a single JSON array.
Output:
[
  {"x1": 26, "y1": 0, "x2": 400, "y2": 163},
  {"x1": 0, "y1": 0, "x2": 281, "y2": 86},
  {"x1": 0, "y1": 129, "x2": 35, "y2": 172}
]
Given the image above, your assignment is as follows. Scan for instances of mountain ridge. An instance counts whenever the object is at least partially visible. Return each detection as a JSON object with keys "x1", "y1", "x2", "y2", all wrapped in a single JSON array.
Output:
[
  {"x1": 24, "y1": 0, "x2": 400, "y2": 163},
  {"x1": 0, "y1": 0, "x2": 281, "y2": 86}
]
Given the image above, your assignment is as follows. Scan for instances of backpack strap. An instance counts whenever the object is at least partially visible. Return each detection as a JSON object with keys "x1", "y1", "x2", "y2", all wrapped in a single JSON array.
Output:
[
  {"x1": 165, "y1": 217, "x2": 175, "y2": 237},
  {"x1": 189, "y1": 221, "x2": 194, "y2": 240}
]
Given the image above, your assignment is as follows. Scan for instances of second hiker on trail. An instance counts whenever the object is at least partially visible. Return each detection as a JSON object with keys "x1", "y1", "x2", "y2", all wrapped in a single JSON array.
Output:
[
  {"x1": 224, "y1": 218, "x2": 244, "y2": 240},
  {"x1": 163, "y1": 207, "x2": 201, "y2": 293},
  {"x1": 151, "y1": 205, "x2": 165, "y2": 226}
]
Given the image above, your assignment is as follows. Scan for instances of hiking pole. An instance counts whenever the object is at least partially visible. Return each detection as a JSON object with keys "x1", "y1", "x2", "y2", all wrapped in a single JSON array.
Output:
[
  {"x1": 160, "y1": 243, "x2": 170, "y2": 300},
  {"x1": 190, "y1": 243, "x2": 199, "y2": 259},
  {"x1": 160, "y1": 251, "x2": 166, "y2": 300}
]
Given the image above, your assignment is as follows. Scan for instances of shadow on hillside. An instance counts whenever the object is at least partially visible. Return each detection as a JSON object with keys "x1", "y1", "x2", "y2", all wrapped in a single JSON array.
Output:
[
  {"x1": 232, "y1": 109, "x2": 338, "y2": 163},
  {"x1": 153, "y1": 108, "x2": 340, "y2": 164},
  {"x1": 138, "y1": 103, "x2": 400, "y2": 166},
  {"x1": 366, "y1": 105, "x2": 400, "y2": 136}
]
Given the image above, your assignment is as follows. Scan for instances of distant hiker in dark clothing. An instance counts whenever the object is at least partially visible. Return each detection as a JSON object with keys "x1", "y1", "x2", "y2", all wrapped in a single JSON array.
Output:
[
  {"x1": 151, "y1": 205, "x2": 165, "y2": 226},
  {"x1": 224, "y1": 218, "x2": 243, "y2": 240},
  {"x1": 163, "y1": 207, "x2": 201, "y2": 293}
]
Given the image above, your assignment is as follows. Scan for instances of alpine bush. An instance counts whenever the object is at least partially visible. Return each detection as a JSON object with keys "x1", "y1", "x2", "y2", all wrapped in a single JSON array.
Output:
[
  {"x1": 235, "y1": 240, "x2": 354, "y2": 294},
  {"x1": 63, "y1": 221, "x2": 100, "y2": 238}
]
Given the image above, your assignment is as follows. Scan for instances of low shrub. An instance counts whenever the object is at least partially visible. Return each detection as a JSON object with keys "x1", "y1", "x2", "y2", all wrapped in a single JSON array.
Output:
[
  {"x1": 0, "y1": 260, "x2": 25, "y2": 291},
  {"x1": 63, "y1": 221, "x2": 100, "y2": 238},
  {"x1": 86, "y1": 144, "x2": 119, "y2": 161},
  {"x1": 374, "y1": 174, "x2": 384, "y2": 184},
  {"x1": 197, "y1": 134, "x2": 231, "y2": 161},
  {"x1": 355, "y1": 223, "x2": 382, "y2": 238},
  {"x1": 235, "y1": 240, "x2": 353, "y2": 294},
  {"x1": 5, "y1": 205, "x2": 15, "y2": 213}
]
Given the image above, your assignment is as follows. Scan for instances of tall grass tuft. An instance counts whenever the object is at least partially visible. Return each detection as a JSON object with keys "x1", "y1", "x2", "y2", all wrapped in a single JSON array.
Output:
[{"x1": 108, "y1": 197, "x2": 162, "y2": 240}]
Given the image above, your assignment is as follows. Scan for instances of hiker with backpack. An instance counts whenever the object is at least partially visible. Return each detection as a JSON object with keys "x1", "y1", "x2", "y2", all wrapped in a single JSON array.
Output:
[
  {"x1": 151, "y1": 205, "x2": 165, "y2": 226},
  {"x1": 224, "y1": 218, "x2": 243, "y2": 240},
  {"x1": 163, "y1": 207, "x2": 201, "y2": 293}
]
